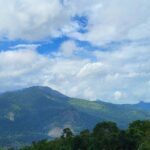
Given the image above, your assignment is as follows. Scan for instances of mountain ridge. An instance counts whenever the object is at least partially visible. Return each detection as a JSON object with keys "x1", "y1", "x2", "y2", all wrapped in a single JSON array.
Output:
[
  {"x1": 0, "y1": 86, "x2": 150, "y2": 148},
  {"x1": 1, "y1": 86, "x2": 149, "y2": 105}
]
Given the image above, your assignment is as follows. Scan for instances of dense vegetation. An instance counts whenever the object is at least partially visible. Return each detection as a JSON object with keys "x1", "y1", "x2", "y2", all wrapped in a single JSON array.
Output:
[{"x1": 3, "y1": 120, "x2": 148, "y2": 150}]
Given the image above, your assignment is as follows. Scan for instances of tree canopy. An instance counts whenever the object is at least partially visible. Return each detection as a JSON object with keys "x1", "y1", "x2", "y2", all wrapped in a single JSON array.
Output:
[{"x1": 1, "y1": 120, "x2": 150, "y2": 150}]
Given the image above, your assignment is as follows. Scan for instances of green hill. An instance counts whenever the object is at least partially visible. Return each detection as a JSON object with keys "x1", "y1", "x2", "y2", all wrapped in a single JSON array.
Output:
[{"x1": 0, "y1": 86, "x2": 149, "y2": 148}]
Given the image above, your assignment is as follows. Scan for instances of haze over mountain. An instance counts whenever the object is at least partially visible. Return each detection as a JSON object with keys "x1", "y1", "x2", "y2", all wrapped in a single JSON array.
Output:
[{"x1": 0, "y1": 86, "x2": 150, "y2": 148}]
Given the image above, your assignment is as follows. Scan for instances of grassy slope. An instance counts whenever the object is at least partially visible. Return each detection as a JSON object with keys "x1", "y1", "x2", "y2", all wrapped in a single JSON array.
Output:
[{"x1": 69, "y1": 98, "x2": 150, "y2": 128}]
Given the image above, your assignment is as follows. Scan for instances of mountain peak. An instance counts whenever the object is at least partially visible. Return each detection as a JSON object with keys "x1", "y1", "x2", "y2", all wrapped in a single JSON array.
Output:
[
  {"x1": 21, "y1": 85, "x2": 69, "y2": 102},
  {"x1": 138, "y1": 101, "x2": 146, "y2": 104},
  {"x1": 0, "y1": 87, "x2": 150, "y2": 148},
  {"x1": 25, "y1": 85, "x2": 52, "y2": 90},
  {"x1": 137, "y1": 101, "x2": 150, "y2": 105}
]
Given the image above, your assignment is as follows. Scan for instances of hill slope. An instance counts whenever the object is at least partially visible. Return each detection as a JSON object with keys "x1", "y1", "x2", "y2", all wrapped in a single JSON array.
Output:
[{"x1": 0, "y1": 86, "x2": 150, "y2": 147}]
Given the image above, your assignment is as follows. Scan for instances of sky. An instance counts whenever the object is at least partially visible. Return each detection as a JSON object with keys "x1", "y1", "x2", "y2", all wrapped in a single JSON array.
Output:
[{"x1": 0, "y1": 0, "x2": 150, "y2": 104}]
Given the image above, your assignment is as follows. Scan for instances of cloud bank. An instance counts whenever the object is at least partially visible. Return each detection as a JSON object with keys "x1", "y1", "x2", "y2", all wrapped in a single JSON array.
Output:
[
  {"x1": 0, "y1": 42, "x2": 150, "y2": 104},
  {"x1": 0, "y1": 0, "x2": 150, "y2": 104},
  {"x1": 0, "y1": 0, "x2": 149, "y2": 43}
]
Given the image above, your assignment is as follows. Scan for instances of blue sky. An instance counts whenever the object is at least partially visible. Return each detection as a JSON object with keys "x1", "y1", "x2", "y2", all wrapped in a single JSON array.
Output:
[{"x1": 0, "y1": 0, "x2": 150, "y2": 104}]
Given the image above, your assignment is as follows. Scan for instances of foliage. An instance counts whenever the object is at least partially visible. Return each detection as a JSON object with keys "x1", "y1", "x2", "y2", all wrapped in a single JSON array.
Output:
[{"x1": 18, "y1": 120, "x2": 150, "y2": 150}]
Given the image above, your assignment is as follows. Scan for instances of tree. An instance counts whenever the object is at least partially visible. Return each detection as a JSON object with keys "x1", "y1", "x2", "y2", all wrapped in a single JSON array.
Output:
[
  {"x1": 62, "y1": 128, "x2": 73, "y2": 138},
  {"x1": 139, "y1": 141, "x2": 150, "y2": 150},
  {"x1": 92, "y1": 121, "x2": 120, "y2": 150},
  {"x1": 10, "y1": 120, "x2": 150, "y2": 150}
]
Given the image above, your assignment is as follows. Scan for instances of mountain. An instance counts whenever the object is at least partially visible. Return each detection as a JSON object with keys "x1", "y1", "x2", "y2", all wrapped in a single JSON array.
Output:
[
  {"x1": 132, "y1": 101, "x2": 150, "y2": 111},
  {"x1": 69, "y1": 99, "x2": 150, "y2": 128},
  {"x1": 0, "y1": 86, "x2": 150, "y2": 148}
]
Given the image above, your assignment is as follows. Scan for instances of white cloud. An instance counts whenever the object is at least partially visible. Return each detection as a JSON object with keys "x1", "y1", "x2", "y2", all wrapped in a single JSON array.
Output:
[
  {"x1": 113, "y1": 91, "x2": 125, "y2": 101},
  {"x1": 77, "y1": 62, "x2": 107, "y2": 78},
  {"x1": 0, "y1": 0, "x2": 149, "y2": 45},
  {"x1": 60, "y1": 40, "x2": 77, "y2": 57},
  {"x1": 0, "y1": 42, "x2": 150, "y2": 104},
  {"x1": 67, "y1": 0, "x2": 150, "y2": 45},
  {"x1": 54, "y1": 40, "x2": 82, "y2": 57},
  {"x1": 0, "y1": 0, "x2": 77, "y2": 40},
  {"x1": 0, "y1": 45, "x2": 49, "y2": 90},
  {"x1": 0, "y1": 0, "x2": 150, "y2": 104},
  {"x1": 48, "y1": 127, "x2": 62, "y2": 137}
]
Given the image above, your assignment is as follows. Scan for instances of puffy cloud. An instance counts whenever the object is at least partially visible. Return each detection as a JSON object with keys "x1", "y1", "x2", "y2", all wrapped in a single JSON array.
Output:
[
  {"x1": 54, "y1": 40, "x2": 83, "y2": 57},
  {"x1": 0, "y1": 0, "x2": 150, "y2": 104},
  {"x1": 67, "y1": 0, "x2": 150, "y2": 45},
  {"x1": 0, "y1": 42, "x2": 150, "y2": 104},
  {"x1": 77, "y1": 62, "x2": 107, "y2": 78},
  {"x1": 60, "y1": 40, "x2": 77, "y2": 57},
  {"x1": 48, "y1": 127, "x2": 62, "y2": 138},
  {"x1": 113, "y1": 91, "x2": 125, "y2": 102},
  {"x1": 0, "y1": 0, "x2": 149, "y2": 45},
  {"x1": 0, "y1": 45, "x2": 49, "y2": 90},
  {"x1": 0, "y1": 0, "x2": 78, "y2": 40}
]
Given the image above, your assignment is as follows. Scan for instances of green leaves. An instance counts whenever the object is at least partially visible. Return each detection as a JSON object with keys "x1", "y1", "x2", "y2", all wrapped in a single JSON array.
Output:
[{"x1": 19, "y1": 120, "x2": 150, "y2": 150}]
